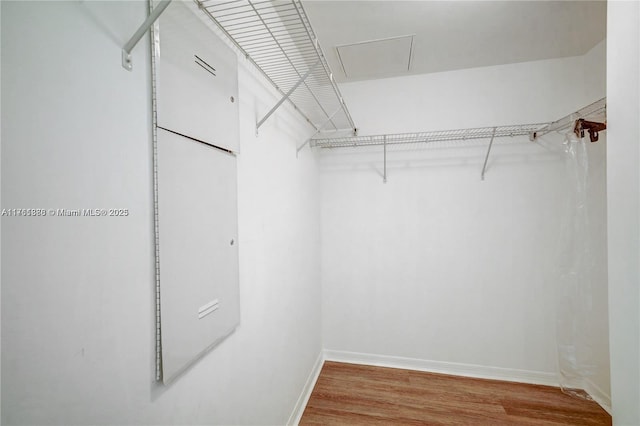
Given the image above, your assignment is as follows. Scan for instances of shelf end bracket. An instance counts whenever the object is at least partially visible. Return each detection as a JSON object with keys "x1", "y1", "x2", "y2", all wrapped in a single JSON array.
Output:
[
  {"x1": 481, "y1": 127, "x2": 497, "y2": 181},
  {"x1": 122, "y1": 0, "x2": 172, "y2": 71},
  {"x1": 256, "y1": 59, "x2": 321, "y2": 131}
]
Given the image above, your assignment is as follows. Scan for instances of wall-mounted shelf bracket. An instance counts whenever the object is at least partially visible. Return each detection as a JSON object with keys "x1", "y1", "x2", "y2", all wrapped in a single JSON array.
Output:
[
  {"x1": 122, "y1": 0, "x2": 172, "y2": 71},
  {"x1": 481, "y1": 127, "x2": 497, "y2": 181},
  {"x1": 296, "y1": 139, "x2": 312, "y2": 157},
  {"x1": 297, "y1": 106, "x2": 346, "y2": 157},
  {"x1": 256, "y1": 59, "x2": 321, "y2": 134},
  {"x1": 574, "y1": 119, "x2": 607, "y2": 142},
  {"x1": 383, "y1": 135, "x2": 388, "y2": 183},
  {"x1": 530, "y1": 97, "x2": 606, "y2": 141}
]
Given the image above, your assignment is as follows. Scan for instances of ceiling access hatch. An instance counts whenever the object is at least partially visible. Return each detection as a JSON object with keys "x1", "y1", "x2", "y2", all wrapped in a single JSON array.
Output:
[{"x1": 336, "y1": 35, "x2": 414, "y2": 81}]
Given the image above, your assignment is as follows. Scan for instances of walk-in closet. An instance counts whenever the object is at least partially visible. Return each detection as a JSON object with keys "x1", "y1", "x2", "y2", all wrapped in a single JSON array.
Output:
[{"x1": 2, "y1": 1, "x2": 639, "y2": 425}]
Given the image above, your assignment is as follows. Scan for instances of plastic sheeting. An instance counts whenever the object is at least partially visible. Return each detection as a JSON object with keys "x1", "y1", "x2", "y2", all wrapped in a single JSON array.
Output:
[{"x1": 555, "y1": 133, "x2": 598, "y2": 399}]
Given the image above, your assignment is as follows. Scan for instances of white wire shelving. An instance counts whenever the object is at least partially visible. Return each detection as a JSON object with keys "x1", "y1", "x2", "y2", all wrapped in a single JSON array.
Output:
[
  {"x1": 196, "y1": 0, "x2": 357, "y2": 134},
  {"x1": 310, "y1": 124, "x2": 546, "y2": 149},
  {"x1": 310, "y1": 97, "x2": 606, "y2": 182},
  {"x1": 311, "y1": 123, "x2": 547, "y2": 182},
  {"x1": 310, "y1": 97, "x2": 606, "y2": 150},
  {"x1": 121, "y1": 4, "x2": 605, "y2": 180},
  {"x1": 122, "y1": 0, "x2": 355, "y2": 134}
]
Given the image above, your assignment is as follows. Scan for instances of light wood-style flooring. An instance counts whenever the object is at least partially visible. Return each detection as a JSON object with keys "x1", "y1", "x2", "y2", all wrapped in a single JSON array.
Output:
[{"x1": 300, "y1": 361, "x2": 611, "y2": 425}]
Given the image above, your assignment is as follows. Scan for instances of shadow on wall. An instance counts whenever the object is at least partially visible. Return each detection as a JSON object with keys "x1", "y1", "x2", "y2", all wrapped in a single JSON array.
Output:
[{"x1": 78, "y1": 1, "x2": 137, "y2": 47}]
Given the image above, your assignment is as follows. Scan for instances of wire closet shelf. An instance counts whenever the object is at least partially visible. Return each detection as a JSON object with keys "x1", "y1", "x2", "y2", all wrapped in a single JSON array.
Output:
[
  {"x1": 311, "y1": 97, "x2": 607, "y2": 149},
  {"x1": 197, "y1": 0, "x2": 357, "y2": 134},
  {"x1": 310, "y1": 124, "x2": 546, "y2": 149}
]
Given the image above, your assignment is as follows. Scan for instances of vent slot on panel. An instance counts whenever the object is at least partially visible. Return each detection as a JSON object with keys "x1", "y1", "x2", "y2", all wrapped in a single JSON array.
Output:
[
  {"x1": 194, "y1": 54, "x2": 217, "y2": 77},
  {"x1": 198, "y1": 299, "x2": 220, "y2": 319}
]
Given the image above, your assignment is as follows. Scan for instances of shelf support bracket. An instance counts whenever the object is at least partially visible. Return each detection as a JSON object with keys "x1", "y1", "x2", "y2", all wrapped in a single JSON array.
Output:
[
  {"x1": 256, "y1": 59, "x2": 321, "y2": 133},
  {"x1": 574, "y1": 119, "x2": 607, "y2": 142},
  {"x1": 383, "y1": 135, "x2": 388, "y2": 184},
  {"x1": 297, "y1": 106, "x2": 344, "y2": 157},
  {"x1": 122, "y1": 0, "x2": 172, "y2": 71},
  {"x1": 481, "y1": 127, "x2": 497, "y2": 181}
]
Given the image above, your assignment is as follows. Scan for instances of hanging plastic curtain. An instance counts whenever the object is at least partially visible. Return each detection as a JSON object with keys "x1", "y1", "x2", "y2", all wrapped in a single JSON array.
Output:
[{"x1": 555, "y1": 133, "x2": 597, "y2": 399}]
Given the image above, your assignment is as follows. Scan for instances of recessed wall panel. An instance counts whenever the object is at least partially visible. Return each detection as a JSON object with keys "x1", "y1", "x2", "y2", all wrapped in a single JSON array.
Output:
[
  {"x1": 156, "y1": 128, "x2": 240, "y2": 383},
  {"x1": 156, "y1": 1, "x2": 239, "y2": 152}
]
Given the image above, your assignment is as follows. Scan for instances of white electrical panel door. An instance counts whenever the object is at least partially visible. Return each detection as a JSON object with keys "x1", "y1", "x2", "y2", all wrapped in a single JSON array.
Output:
[
  {"x1": 156, "y1": 1, "x2": 239, "y2": 152},
  {"x1": 157, "y1": 128, "x2": 240, "y2": 383}
]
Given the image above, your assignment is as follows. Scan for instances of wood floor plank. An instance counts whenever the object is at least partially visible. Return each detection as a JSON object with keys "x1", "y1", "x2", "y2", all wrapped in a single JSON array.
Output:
[{"x1": 299, "y1": 361, "x2": 611, "y2": 425}]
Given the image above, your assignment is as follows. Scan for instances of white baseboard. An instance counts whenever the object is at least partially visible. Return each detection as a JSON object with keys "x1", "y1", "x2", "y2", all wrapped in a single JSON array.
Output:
[
  {"x1": 323, "y1": 349, "x2": 559, "y2": 387},
  {"x1": 287, "y1": 352, "x2": 324, "y2": 426},
  {"x1": 584, "y1": 378, "x2": 612, "y2": 414}
]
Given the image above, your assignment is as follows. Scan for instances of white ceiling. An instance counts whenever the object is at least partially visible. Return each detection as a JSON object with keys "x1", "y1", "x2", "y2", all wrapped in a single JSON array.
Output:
[{"x1": 303, "y1": 1, "x2": 607, "y2": 83}]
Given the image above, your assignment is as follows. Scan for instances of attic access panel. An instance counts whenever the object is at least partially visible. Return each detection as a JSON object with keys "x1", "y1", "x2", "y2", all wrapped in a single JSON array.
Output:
[{"x1": 337, "y1": 35, "x2": 414, "y2": 80}]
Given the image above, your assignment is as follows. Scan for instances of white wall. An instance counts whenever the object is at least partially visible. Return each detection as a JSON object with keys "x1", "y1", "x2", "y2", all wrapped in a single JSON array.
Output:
[
  {"x1": 320, "y1": 47, "x2": 609, "y2": 393},
  {"x1": 607, "y1": 1, "x2": 640, "y2": 424},
  {"x1": 578, "y1": 38, "x2": 611, "y2": 408},
  {"x1": 584, "y1": 132, "x2": 611, "y2": 407},
  {"x1": 582, "y1": 40, "x2": 607, "y2": 106},
  {"x1": 0, "y1": 1, "x2": 3, "y2": 422},
  {"x1": 1, "y1": 1, "x2": 321, "y2": 425},
  {"x1": 341, "y1": 55, "x2": 585, "y2": 135}
]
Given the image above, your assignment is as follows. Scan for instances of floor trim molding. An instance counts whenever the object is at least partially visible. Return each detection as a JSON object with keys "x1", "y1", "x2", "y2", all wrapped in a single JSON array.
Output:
[
  {"x1": 287, "y1": 352, "x2": 324, "y2": 426},
  {"x1": 323, "y1": 349, "x2": 559, "y2": 387},
  {"x1": 584, "y1": 377, "x2": 612, "y2": 414}
]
